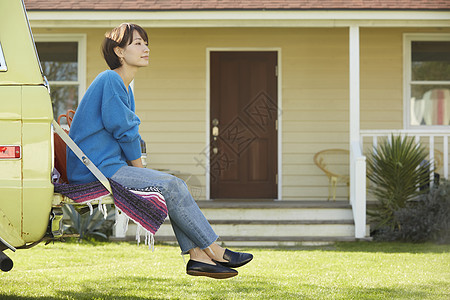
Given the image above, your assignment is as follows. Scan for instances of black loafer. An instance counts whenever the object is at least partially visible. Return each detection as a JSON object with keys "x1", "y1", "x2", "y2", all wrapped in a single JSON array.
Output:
[
  {"x1": 215, "y1": 249, "x2": 253, "y2": 268},
  {"x1": 186, "y1": 260, "x2": 238, "y2": 279}
]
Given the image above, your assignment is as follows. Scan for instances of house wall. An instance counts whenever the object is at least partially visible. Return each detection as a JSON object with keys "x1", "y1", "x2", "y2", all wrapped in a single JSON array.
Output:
[
  {"x1": 360, "y1": 27, "x2": 450, "y2": 191},
  {"x1": 33, "y1": 26, "x2": 450, "y2": 201}
]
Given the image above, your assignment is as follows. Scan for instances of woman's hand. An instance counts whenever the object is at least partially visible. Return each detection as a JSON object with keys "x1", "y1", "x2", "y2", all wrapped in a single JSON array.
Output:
[{"x1": 129, "y1": 157, "x2": 144, "y2": 168}]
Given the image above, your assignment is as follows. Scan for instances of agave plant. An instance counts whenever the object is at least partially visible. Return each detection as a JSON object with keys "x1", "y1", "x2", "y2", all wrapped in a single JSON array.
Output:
[
  {"x1": 367, "y1": 134, "x2": 434, "y2": 229},
  {"x1": 62, "y1": 204, "x2": 115, "y2": 241}
]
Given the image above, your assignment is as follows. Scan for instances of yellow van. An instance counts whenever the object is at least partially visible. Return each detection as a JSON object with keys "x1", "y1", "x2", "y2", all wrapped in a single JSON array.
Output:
[
  {"x1": 0, "y1": 0, "x2": 70, "y2": 272},
  {"x1": 1, "y1": 0, "x2": 153, "y2": 273}
]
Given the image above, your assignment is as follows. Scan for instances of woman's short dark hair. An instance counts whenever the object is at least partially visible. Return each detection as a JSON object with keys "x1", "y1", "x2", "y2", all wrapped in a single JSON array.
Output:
[{"x1": 102, "y1": 23, "x2": 148, "y2": 70}]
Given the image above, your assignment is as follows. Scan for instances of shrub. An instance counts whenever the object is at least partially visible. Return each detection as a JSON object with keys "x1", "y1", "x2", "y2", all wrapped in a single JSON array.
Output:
[
  {"x1": 367, "y1": 135, "x2": 434, "y2": 230},
  {"x1": 62, "y1": 204, "x2": 115, "y2": 242},
  {"x1": 373, "y1": 180, "x2": 450, "y2": 243}
]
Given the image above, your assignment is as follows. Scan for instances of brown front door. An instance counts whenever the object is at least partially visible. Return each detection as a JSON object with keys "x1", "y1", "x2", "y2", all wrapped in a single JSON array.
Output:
[{"x1": 210, "y1": 51, "x2": 278, "y2": 199}]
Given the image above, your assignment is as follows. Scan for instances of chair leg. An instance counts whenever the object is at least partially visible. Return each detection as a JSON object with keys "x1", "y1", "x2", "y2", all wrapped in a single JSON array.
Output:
[
  {"x1": 347, "y1": 182, "x2": 350, "y2": 200},
  {"x1": 331, "y1": 176, "x2": 338, "y2": 201},
  {"x1": 328, "y1": 178, "x2": 332, "y2": 201}
]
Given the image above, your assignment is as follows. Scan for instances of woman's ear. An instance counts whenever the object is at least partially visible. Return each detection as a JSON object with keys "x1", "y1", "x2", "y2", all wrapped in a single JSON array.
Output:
[{"x1": 113, "y1": 46, "x2": 123, "y2": 59}]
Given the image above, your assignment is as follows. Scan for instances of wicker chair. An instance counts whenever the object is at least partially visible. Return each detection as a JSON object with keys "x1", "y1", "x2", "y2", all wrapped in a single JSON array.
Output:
[
  {"x1": 313, "y1": 149, "x2": 350, "y2": 201},
  {"x1": 433, "y1": 149, "x2": 444, "y2": 173}
]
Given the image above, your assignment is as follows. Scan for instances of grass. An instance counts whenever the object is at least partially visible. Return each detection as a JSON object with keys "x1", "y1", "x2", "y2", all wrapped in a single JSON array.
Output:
[{"x1": 0, "y1": 241, "x2": 449, "y2": 299}]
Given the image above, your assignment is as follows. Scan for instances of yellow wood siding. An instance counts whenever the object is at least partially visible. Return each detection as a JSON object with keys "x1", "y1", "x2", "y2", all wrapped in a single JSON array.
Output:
[
  {"x1": 86, "y1": 29, "x2": 108, "y2": 83},
  {"x1": 33, "y1": 27, "x2": 450, "y2": 201},
  {"x1": 361, "y1": 28, "x2": 404, "y2": 131}
]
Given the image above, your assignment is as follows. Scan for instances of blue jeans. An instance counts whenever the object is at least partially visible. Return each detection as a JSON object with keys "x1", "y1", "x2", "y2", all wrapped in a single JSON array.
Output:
[{"x1": 111, "y1": 166, "x2": 219, "y2": 254}]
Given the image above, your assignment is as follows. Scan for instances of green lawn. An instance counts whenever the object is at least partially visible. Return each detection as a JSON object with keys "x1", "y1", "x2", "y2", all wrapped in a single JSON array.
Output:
[{"x1": 0, "y1": 241, "x2": 449, "y2": 299}]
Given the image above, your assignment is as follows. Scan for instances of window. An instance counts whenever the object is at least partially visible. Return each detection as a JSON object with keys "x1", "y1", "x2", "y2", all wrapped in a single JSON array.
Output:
[
  {"x1": 34, "y1": 35, "x2": 86, "y2": 121},
  {"x1": 405, "y1": 34, "x2": 450, "y2": 128}
]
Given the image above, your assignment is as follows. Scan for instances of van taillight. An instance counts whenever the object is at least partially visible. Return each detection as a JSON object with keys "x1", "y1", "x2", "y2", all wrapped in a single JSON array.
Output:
[{"x1": 0, "y1": 146, "x2": 21, "y2": 159}]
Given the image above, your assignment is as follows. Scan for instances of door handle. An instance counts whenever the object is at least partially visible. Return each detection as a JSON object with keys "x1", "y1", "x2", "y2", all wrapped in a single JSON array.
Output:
[
  {"x1": 212, "y1": 118, "x2": 219, "y2": 140},
  {"x1": 212, "y1": 126, "x2": 219, "y2": 137},
  {"x1": 211, "y1": 118, "x2": 219, "y2": 154}
]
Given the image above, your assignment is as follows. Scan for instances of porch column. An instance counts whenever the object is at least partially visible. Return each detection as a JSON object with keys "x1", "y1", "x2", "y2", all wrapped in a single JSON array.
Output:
[
  {"x1": 349, "y1": 26, "x2": 367, "y2": 238},
  {"x1": 349, "y1": 26, "x2": 360, "y2": 151}
]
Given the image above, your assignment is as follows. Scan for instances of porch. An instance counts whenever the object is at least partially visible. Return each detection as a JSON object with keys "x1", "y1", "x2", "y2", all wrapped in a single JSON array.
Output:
[
  {"x1": 26, "y1": 5, "x2": 449, "y2": 244},
  {"x1": 118, "y1": 200, "x2": 371, "y2": 247},
  {"x1": 114, "y1": 130, "x2": 448, "y2": 246},
  {"x1": 350, "y1": 130, "x2": 450, "y2": 239}
]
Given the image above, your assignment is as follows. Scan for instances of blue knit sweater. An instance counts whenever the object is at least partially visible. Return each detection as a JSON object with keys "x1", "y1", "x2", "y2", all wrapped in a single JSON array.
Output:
[{"x1": 67, "y1": 70, "x2": 141, "y2": 184}]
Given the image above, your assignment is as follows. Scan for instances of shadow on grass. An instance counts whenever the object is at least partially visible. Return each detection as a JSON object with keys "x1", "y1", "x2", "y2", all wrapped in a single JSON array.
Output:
[
  {"x1": 251, "y1": 241, "x2": 450, "y2": 254},
  {"x1": 0, "y1": 297, "x2": 56, "y2": 300},
  {"x1": 58, "y1": 239, "x2": 450, "y2": 254},
  {"x1": 2, "y1": 276, "x2": 447, "y2": 300},
  {"x1": 333, "y1": 241, "x2": 450, "y2": 254}
]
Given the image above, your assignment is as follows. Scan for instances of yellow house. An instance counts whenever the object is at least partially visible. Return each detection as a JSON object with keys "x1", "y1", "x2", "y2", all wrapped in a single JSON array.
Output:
[{"x1": 24, "y1": 0, "x2": 450, "y2": 245}]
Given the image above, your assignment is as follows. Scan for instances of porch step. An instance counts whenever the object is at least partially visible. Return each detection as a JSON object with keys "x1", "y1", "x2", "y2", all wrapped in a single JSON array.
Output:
[
  {"x1": 199, "y1": 200, "x2": 353, "y2": 220},
  {"x1": 153, "y1": 219, "x2": 368, "y2": 239},
  {"x1": 117, "y1": 200, "x2": 370, "y2": 246},
  {"x1": 118, "y1": 234, "x2": 371, "y2": 247},
  {"x1": 153, "y1": 235, "x2": 371, "y2": 243}
]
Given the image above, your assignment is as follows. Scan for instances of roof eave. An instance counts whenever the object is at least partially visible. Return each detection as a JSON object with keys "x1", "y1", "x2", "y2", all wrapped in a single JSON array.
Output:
[{"x1": 27, "y1": 10, "x2": 450, "y2": 28}]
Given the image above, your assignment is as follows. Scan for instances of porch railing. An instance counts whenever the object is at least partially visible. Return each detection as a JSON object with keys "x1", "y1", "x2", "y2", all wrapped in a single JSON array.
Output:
[
  {"x1": 351, "y1": 130, "x2": 450, "y2": 239},
  {"x1": 360, "y1": 130, "x2": 449, "y2": 180}
]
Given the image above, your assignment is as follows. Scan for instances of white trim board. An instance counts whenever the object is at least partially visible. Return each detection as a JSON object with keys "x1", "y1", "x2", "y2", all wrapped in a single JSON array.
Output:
[
  {"x1": 205, "y1": 47, "x2": 283, "y2": 201},
  {"x1": 28, "y1": 10, "x2": 450, "y2": 28},
  {"x1": 403, "y1": 33, "x2": 450, "y2": 130}
]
